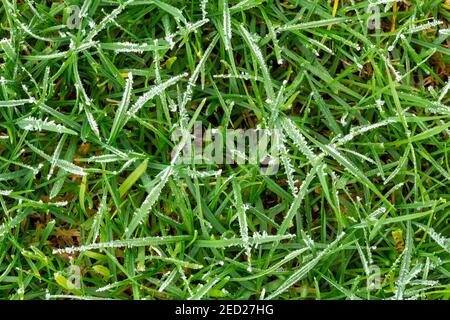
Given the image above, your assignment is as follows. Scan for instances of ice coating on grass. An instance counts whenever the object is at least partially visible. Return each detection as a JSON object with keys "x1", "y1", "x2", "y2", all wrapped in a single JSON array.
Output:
[
  {"x1": 281, "y1": 117, "x2": 316, "y2": 161},
  {"x1": 127, "y1": 73, "x2": 187, "y2": 121},
  {"x1": 334, "y1": 119, "x2": 397, "y2": 146},
  {"x1": 438, "y1": 77, "x2": 450, "y2": 103},
  {"x1": 0, "y1": 98, "x2": 36, "y2": 108},
  {"x1": 416, "y1": 224, "x2": 450, "y2": 253},
  {"x1": 0, "y1": 190, "x2": 13, "y2": 196},
  {"x1": 239, "y1": 24, "x2": 275, "y2": 102},
  {"x1": 19, "y1": 117, "x2": 73, "y2": 135},
  {"x1": 407, "y1": 20, "x2": 443, "y2": 34},
  {"x1": 201, "y1": 0, "x2": 208, "y2": 19},
  {"x1": 223, "y1": 0, "x2": 232, "y2": 51},
  {"x1": 52, "y1": 235, "x2": 191, "y2": 254},
  {"x1": 278, "y1": 139, "x2": 298, "y2": 195},
  {"x1": 266, "y1": 232, "x2": 346, "y2": 299}
]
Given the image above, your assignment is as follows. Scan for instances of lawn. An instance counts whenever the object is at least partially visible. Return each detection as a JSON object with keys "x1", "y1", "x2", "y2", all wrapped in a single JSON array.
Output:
[{"x1": 0, "y1": 0, "x2": 449, "y2": 300}]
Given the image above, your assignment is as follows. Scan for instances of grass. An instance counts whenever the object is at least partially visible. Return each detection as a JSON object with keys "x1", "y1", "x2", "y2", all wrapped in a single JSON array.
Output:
[{"x1": 0, "y1": 0, "x2": 449, "y2": 300}]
